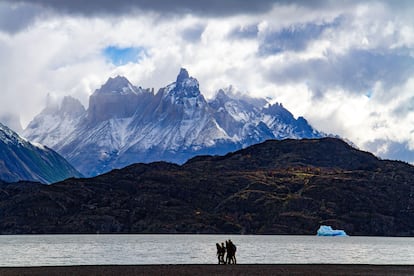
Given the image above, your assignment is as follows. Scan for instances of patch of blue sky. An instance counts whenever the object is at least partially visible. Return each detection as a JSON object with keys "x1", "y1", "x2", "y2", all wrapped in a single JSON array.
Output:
[{"x1": 103, "y1": 46, "x2": 146, "y2": 66}]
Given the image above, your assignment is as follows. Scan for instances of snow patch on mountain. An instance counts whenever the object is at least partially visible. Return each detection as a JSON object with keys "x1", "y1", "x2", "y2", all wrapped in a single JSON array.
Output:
[{"x1": 24, "y1": 96, "x2": 85, "y2": 148}]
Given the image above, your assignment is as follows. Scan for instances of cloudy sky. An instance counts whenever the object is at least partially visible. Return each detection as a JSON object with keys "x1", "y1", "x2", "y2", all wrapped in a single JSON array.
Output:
[{"x1": 1, "y1": 0, "x2": 414, "y2": 163}]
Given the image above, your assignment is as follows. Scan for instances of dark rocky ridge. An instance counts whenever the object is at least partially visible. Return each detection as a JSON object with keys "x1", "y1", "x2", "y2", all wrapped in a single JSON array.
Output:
[{"x1": 1, "y1": 137, "x2": 413, "y2": 236}]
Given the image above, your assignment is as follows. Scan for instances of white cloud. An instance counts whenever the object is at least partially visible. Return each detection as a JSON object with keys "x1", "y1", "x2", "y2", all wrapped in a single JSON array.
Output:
[{"x1": 0, "y1": 0, "x2": 414, "y2": 163}]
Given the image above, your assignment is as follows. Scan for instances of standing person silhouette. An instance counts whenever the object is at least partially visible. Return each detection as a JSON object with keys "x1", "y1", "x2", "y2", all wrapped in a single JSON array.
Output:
[
  {"x1": 220, "y1": 242, "x2": 226, "y2": 264},
  {"x1": 216, "y1": 242, "x2": 226, "y2": 264},
  {"x1": 226, "y1": 240, "x2": 237, "y2": 264},
  {"x1": 216, "y1": 243, "x2": 222, "y2": 264}
]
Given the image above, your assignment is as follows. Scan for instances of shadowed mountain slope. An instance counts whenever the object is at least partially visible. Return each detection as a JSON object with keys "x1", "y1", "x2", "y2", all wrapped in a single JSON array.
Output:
[{"x1": 0, "y1": 123, "x2": 82, "y2": 184}]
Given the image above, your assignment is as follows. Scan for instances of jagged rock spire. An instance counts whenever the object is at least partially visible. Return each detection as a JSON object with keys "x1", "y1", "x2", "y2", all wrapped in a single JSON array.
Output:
[{"x1": 176, "y1": 68, "x2": 190, "y2": 84}]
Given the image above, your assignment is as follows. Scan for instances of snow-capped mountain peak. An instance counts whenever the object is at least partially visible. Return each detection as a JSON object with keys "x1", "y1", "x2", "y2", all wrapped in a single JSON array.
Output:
[
  {"x1": 0, "y1": 122, "x2": 24, "y2": 146},
  {"x1": 214, "y1": 89, "x2": 231, "y2": 103},
  {"x1": 23, "y1": 96, "x2": 87, "y2": 148},
  {"x1": 60, "y1": 96, "x2": 86, "y2": 118},
  {"x1": 88, "y1": 76, "x2": 145, "y2": 123},
  {"x1": 165, "y1": 68, "x2": 200, "y2": 99},
  {"x1": 98, "y1": 75, "x2": 141, "y2": 95},
  {"x1": 24, "y1": 69, "x2": 325, "y2": 177},
  {"x1": 176, "y1": 68, "x2": 190, "y2": 83}
]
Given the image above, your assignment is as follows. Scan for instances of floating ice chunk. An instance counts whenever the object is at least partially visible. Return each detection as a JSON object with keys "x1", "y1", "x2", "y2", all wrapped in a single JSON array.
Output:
[{"x1": 317, "y1": 225, "x2": 348, "y2": 236}]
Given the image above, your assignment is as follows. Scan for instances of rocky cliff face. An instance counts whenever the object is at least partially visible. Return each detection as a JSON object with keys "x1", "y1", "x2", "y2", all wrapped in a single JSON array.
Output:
[
  {"x1": 87, "y1": 76, "x2": 146, "y2": 123},
  {"x1": 24, "y1": 68, "x2": 324, "y2": 177},
  {"x1": 1, "y1": 138, "x2": 413, "y2": 236},
  {"x1": 0, "y1": 123, "x2": 82, "y2": 184}
]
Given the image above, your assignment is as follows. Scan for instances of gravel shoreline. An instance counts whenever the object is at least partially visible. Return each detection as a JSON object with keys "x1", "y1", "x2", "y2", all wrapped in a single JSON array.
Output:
[{"x1": 0, "y1": 264, "x2": 413, "y2": 276}]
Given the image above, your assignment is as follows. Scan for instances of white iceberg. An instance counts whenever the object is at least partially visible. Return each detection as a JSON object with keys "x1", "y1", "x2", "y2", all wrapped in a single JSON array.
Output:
[{"x1": 317, "y1": 225, "x2": 348, "y2": 236}]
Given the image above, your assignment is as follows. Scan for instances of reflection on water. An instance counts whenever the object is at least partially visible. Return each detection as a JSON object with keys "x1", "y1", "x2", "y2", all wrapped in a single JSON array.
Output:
[{"x1": 0, "y1": 235, "x2": 413, "y2": 266}]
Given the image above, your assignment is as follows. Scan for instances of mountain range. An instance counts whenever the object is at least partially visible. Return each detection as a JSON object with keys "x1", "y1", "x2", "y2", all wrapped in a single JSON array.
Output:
[
  {"x1": 1, "y1": 137, "x2": 413, "y2": 236},
  {"x1": 0, "y1": 123, "x2": 82, "y2": 184},
  {"x1": 24, "y1": 68, "x2": 324, "y2": 177}
]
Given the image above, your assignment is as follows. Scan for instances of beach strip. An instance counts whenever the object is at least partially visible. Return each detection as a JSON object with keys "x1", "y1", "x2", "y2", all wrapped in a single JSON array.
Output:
[{"x1": 0, "y1": 264, "x2": 413, "y2": 276}]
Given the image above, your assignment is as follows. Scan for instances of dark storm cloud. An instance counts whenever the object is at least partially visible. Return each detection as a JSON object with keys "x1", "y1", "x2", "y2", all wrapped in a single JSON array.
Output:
[
  {"x1": 228, "y1": 24, "x2": 259, "y2": 40},
  {"x1": 6, "y1": 0, "x2": 333, "y2": 17},
  {"x1": 0, "y1": 2, "x2": 43, "y2": 33},
  {"x1": 365, "y1": 139, "x2": 414, "y2": 163},
  {"x1": 258, "y1": 17, "x2": 343, "y2": 55},
  {"x1": 264, "y1": 49, "x2": 414, "y2": 96},
  {"x1": 181, "y1": 24, "x2": 205, "y2": 42},
  {"x1": 0, "y1": 0, "x2": 279, "y2": 33},
  {"x1": 384, "y1": 0, "x2": 414, "y2": 12},
  {"x1": 392, "y1": 97, "x2": 414, "y2": 117}
]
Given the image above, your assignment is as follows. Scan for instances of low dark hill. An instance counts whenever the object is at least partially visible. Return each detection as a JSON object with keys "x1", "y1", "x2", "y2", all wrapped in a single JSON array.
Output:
[
  {"x1": 1, "y1": 137, "x2": 413, "y2": 236},
  {"x1": 185, "y1": 138, "x2": 380, "y2": 171}
]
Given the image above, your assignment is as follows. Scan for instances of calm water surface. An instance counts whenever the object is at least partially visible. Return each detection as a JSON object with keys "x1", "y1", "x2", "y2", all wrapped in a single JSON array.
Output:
[{"x1": 0, "y1": 235, "x2": 413, "y2": 266}]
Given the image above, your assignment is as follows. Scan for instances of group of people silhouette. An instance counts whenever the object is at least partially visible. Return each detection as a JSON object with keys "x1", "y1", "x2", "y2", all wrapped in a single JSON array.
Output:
[{"x1": 216, "y1": 240, "x2": 237, "y2": 264}]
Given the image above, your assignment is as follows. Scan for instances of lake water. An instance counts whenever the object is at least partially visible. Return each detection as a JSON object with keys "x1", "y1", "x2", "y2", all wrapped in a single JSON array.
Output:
[{"x1": 0, "y1": 235, "x2": 413, "y2": 266}]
